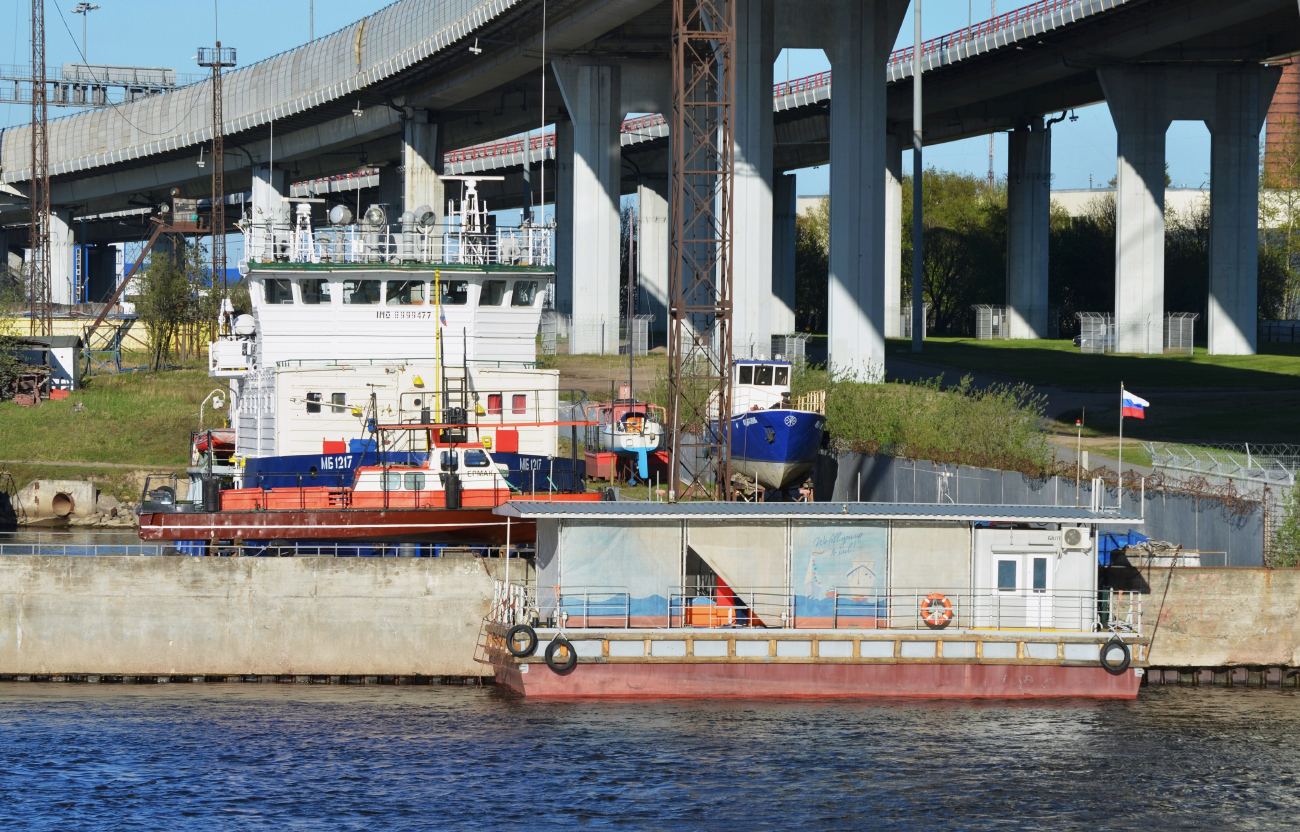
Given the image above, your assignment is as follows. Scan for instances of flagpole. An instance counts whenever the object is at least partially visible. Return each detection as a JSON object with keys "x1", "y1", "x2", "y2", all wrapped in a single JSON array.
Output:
[{"x1": 1118, "y1": 381, "x2": 1124, "y2": 505}]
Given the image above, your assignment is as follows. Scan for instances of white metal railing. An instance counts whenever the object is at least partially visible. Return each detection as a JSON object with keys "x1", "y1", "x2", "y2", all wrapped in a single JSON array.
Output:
[
  {"x1": 830, "y1": 588, "x2": 1142, "y2": 634},
  {"x1": 241, "y1": 222, "x2": 553, "y2": 269},
  {"x1": 557, "y1": 586, "x2": 632, "y2": 629},
  {"x1": 0, "y1": 541, "x2": 485, "y2": 558},
  {"x1": 670, "y1": 587, "x2": 794, "y2": 629},
  {"x1": 490, "y1": 579, "x2": 536, "y2": 626}
]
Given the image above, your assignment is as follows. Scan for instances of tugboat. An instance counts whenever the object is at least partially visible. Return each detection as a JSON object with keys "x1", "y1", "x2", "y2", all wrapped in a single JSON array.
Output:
[{"x1": 727, "y1": 359, "x2": 826, "y2": 493}]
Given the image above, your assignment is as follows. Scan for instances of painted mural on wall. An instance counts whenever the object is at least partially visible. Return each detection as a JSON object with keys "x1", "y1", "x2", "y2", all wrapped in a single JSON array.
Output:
[{"x1": 790, "y1": 520, "x2": 888, "y2": 625}]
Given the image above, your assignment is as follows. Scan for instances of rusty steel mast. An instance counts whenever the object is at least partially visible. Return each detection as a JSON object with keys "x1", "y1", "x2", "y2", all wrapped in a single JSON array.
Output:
[
  {"x1": 667, "y1": 0, "x2": 735, "y2": 501},
  {"x1": 198, "y1": 42, "x2": 236, "y2": 300},
  {"x1": 29, "y1": 0, "x2": 51, "y2": 336}
]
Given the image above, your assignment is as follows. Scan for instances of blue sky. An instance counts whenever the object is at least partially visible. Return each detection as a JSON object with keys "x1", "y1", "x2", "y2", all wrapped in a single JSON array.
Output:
[{"x1": 2, "y1": 0, "x2": 1222, "y2": 195}]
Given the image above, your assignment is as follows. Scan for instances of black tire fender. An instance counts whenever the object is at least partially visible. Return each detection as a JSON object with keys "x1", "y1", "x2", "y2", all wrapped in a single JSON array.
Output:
[
  {"x1": 506, "y1": 624, "x2": 538, "y2": 658},
  {"x1": 545, "y1": 637, "x2": 578, "y2": 674},
  {"x1": 1100, "y1": 637, "x2": 1132, "y2": 676}
]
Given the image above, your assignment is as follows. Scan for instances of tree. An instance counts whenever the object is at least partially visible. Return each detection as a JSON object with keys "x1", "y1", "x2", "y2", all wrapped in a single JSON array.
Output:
[
  {"x1": 794, "y1": 196, "x2": 829, "y2": 332},
  {"x1": 135, "y1": 241, "x2": 213, "y2": 370}
]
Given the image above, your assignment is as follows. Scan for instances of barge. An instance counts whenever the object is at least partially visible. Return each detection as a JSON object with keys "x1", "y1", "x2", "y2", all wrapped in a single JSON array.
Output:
[{"x1": 480, "y1": 501, "x2": 1149, "y2": 699}]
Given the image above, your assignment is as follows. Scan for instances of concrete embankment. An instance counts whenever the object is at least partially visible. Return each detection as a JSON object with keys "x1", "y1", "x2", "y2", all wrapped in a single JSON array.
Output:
[
  {"x1": 1144, "y1": 567, "x2": 1300, "y2": 675},
  {"x1": 0, "y1": 556, "x2": 505, "y2": 677}
]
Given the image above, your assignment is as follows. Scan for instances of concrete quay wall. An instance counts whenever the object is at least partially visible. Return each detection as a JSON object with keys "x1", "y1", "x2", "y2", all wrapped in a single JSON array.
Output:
[
  {"x1": 0, "y1": 556, "x2": 503, "y2": 677},
  {"x1": 1144, "y1": 568, "x2": 1300, "y2": 668}
]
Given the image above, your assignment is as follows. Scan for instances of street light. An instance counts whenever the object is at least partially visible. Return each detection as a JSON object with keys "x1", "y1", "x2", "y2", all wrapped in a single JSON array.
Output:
[
  {"x1": 200, "y1": 389, "x2": 226, "y2": 433},
  {"x1": 71, "y1": 3, "x2": 100, "y2": 63}
]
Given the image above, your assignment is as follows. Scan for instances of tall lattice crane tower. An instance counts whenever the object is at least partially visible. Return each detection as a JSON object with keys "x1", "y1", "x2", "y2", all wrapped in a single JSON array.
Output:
[
  {"x1": 29, "y1": 0, "x2": 51, "y2": 336},
  {"x1": 198, "y1": 42, "x2": 236, "y2": 298},
  {"x1": 667, "y1": 0, "x2": 736, "y2": 501}
]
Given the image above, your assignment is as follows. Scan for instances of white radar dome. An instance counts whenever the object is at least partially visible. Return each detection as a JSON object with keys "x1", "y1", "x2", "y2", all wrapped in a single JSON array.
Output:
[{"x1": 232, "y1": 314, "x2": 256, "y2": 336}]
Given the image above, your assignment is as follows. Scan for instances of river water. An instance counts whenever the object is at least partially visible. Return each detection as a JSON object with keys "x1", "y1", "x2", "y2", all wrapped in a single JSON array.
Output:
[{"x1": 0, "y1": 684, "x2": 1295, "y2": 830}]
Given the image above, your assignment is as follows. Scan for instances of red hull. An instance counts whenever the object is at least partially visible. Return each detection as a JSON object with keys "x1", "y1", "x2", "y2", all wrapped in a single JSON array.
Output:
[
  {"x1": 495, "y1": 661, "x2": 1141, "y2": 699},
  {"x1": 138, "y1": 507, "x2": 530, "y2": 544}
]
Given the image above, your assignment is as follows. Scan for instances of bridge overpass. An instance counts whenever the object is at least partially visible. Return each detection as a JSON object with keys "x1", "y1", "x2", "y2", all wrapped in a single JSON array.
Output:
[{"x1": 1, "y1": 0, "x2": 1296, "y2": 361}]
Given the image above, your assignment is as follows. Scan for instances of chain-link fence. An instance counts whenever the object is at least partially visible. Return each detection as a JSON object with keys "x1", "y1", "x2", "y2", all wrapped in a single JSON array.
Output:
[{"x1": 973, "y1": 304, "x2": 1010, "y2": 340}]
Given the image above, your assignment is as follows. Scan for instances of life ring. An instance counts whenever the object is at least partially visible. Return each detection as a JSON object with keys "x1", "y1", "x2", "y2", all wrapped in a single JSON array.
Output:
[
  {"x1": 545, "y1": 637, "x2": 578, "y2": 674},
  {"x1": 920, "y1": 593, "x2": 954, "y2": 630},
  {"x1": 1100, "y1": 637, "x2": 1132, "y2": 675},
  {"x1": 506, "y1": 624, "x2": 538, "y2": 658}
]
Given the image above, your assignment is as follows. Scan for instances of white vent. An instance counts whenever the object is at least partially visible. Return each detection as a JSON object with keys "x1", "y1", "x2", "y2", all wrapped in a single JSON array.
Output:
[{"x1": 1062, "y1": 527, "x2": 1092, "y2": 550}]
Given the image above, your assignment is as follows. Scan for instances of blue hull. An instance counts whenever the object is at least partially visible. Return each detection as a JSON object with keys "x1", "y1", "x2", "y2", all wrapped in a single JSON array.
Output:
[
  {"x1": 729, "y1": 409, "x2": 825, "y2": 490},
  {"x1": 243, "y1": 450, "x2": 585, "y2": 493}
]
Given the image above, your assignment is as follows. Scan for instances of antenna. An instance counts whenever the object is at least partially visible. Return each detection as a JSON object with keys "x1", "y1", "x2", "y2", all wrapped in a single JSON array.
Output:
[{"x1": 198, "y1": 41, "x2": 237, "y2": 303}]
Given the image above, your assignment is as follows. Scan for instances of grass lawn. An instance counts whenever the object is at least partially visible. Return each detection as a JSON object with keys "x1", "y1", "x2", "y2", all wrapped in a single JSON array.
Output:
[
  {"x1": 0, "y1": 357, "x2": 214, "y2": 499},
  {"x1": 887, "y1": 337, "x2": 1300, "y2": 392}
]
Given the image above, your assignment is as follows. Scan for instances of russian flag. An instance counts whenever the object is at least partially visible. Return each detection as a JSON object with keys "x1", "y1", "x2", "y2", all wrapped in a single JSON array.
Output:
[{"x1": 1121, "y1": 390, "x2": 1149, "y2": 420}]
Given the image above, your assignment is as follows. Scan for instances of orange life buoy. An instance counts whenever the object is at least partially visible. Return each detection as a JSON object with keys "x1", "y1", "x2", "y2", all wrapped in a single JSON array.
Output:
[{"x1": 921, "y1": 592, "x2": 953, "y2": 629}]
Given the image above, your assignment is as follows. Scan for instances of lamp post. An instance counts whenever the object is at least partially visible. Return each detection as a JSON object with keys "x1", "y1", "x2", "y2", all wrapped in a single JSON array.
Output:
[
  {"x1": 200, "y1": 389, "x2": 226, "y2": 433},
  {"x1": 71, "y1": 3, "x2": 100, "y2": 62}
]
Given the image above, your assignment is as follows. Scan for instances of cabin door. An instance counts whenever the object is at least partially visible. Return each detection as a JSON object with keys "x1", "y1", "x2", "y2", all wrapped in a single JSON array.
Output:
[{"x1": 991, "y1": 549, "x2": 1053, "y2": 629}]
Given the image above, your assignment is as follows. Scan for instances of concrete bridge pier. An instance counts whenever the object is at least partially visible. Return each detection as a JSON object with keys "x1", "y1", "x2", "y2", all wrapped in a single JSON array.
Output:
[
  {"x1": 1005, "y1": 119, "x2": 1051, "y2": 340},
  {"x1": 380, "y1": 113, "x2": 444, "y2": 228},
  {"x1": 1101, "y1": 69, "x2": 1171, "y2": 355},
  {"x1": 1208, "y1": 68, "x2": 1281, "y2": 355},
  {"x1": 772, "y1": 172, "x2": 797, "y2": 337},
  {"x1": 824, "y1": 0, "x2": 907, "y2": 374},
  {"x1": 637, "y1": 181, "x2": 670, "y2": 337},
  {"x1": 883, "y1": 132, "x2": 903, "y2": 339},
  {"x1": 733, "y1": 0, "x2": 775, "y2": 359},
  {"x1": 554, "y1": 61, "x2": 625, "y2": 355},
  {"x1": 50, "y1": 209, "x2": 75, "y2": 306}
]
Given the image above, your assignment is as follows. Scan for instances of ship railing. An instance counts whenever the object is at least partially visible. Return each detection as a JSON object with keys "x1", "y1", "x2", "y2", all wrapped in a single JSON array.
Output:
[
  {"x1": 831, "y1": 588, "x2": 1143, "y2": 634},
  {"x1": 490, "y1": 579, "x2": 537, "y2": 626},
  {"x1": 557, "y1": 586, "x2": 632, "y2": 629},
  {"x1": 0, "y1": 540, "x2": 480, "y2": 557},
  {"x1": 242, "y1": 222, "x2": 554, "y2": 268},
  {"x1": 669, "y1": 587, "x2": 794, "y2": 630}
]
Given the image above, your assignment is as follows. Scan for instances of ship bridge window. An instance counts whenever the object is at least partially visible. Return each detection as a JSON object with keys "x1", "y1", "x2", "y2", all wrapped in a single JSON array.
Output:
[
  {"x1": 343, "y1": 279, "x2": 381, "y2": 304},
  {"x1": 480, "y1": 280, "x2": 506, "y2": 306},
  {"x1": 265, "y1": 279, "x2": 294, "y2": 304},
  {"x1": 387, "y1": 280, "x2": 425, "y2": 305},
  {"x1": 383, "y1": 471, "x2": 403, "y2": 490},
  {"x1": 300, "y1": 279, "x2": 331, "y2": 305},
  {"x1": 404, "y1": 472, "x2": 426, "y2": 491},
  {"x1": 510, "y1": 281, "x2": 538, "y2": 307},
  {"x1": 440, "y1": 450, "x2": 459, "y2": 472},
  {"x1": 738, "y1": 365, "x2": 753, "y2": 385},
  {"x1": 774, "y1": 366, "x2": 789, "y2": 386},
  {"x1": 437, "y1": 280, "x2": 468, "y2": 305},
  {"x1": 306, "y1": 392, "x2": 322, "y2": 414},
  {"x1": 512, "y1": 394, "x2": 527, "y2": 415},
  {"x1": 463, "y1": 449, "x2": 490, "y2": 467},
  {"x1": 754, "y1": 366, "x2": 773, "y2": 386},
  {"x1": 487, "y1": 394, "x2": 502, "y2": 416},
  {"x1": 331, "y1": 392, "x2": 346, "y2": 412}
]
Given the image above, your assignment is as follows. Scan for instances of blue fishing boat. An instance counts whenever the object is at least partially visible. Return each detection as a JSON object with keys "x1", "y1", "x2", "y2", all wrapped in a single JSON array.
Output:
[{"x1": 727, "y1": 359, "x2": 826, "y2": 491}]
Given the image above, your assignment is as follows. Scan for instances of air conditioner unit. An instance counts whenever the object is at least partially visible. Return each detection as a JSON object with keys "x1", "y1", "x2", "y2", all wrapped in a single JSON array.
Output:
[{"x1": 1061, "y1": 527, "x2": 1092, "y2": 550}]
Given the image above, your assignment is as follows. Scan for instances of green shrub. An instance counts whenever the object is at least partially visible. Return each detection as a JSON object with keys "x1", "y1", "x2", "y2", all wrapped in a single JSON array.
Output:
[{"x1": 1275, "y1": 487, "x2": 1300, "y2": 568}]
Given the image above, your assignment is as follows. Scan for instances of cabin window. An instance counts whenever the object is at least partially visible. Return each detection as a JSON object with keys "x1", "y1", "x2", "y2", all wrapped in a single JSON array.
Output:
[
  {"x1": 463, "y1": 449, "x2": 490, "y2": 467},
  {"x1": 299, "y1": 279, "x2": 331, "y2": 304},
  {"x1": 738, "y1": 366, "x2": 753, "y2": 385},
  {"x1": 997, "y1": 560, "x2": 1017, "y2": 591},
  {"x1": 343, "y1": 279, "x2": 381, "y2": 304},
  {"x1": 383, "y1": 472, "x2": 403, "y2": 490},
  {"x1": 480, "y1": 280, "x2": 506, "y2": 306},
  {"x1": 404, "y1": 472, "x2": 426, "y2": 491},
  {"x1": 331, "y1": 392, "x2": 346, "y2": 412},
  {"x1": 1032, "y1": 557, "x2": 1047, "y2": 593},
  {"x1": 437, "y1": 280, "x2": 469, "y2": 305},
  {"x1": 440, "y1": 450, "x2": 459, "y2": 472},
  {"x1": 510, "y1": 281, "x2": 538, "y2": 307},
  {"x1": 306, "y1": 392, "x2": 322, "y2": 414},
  {"x1": 755, "y1": 366, "x2": 773, "y2": 386},
  {"x1": 774, "y1": 366, "x2": 789, "y2": 386},
  {"x1": 265, "y1": 279, "x2": 294, "y2": 304},
  {"x1": 512, "y1": 394, "x2": 527, "y2": 415},
  {"x1": 487, "y1": 394, "x2": 503, "y2": 416},
  {"x1": 386, "y1": 280, "x2": 425, "y2": 305}
]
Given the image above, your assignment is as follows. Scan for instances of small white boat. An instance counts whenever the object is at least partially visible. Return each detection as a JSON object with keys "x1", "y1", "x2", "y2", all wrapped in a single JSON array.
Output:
[{"x1": 590, "y1": 403, "x2": 665, "y2": 481}]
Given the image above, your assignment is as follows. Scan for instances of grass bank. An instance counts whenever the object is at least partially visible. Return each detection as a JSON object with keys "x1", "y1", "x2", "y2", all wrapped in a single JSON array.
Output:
[
  {"x1": 888, "y1": 338, "x2": 1300, "y2": 392},
  {"x1": 794, "y1": 367, "x2": 1054, "y2": 473}
]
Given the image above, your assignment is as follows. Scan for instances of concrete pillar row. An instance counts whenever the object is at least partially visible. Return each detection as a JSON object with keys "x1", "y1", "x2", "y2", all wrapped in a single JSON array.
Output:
[
  {"x1": 400, "y1": 114, "x2": 444, "y2": 222},
  {"x1": 1208, "y1": 69, "x2": 1281, "y2": 355},
  {"x1": 824, "y1": 0, "x2": 908, "y2": 373},
  {"x1": 251, "y1": 164, "x2": 287, "y2": 225},
  {"x1": 732, "y1": 0, "x2": 775, "y2": 359},
  {"x1": 553, "y1": 60, "x2": 624, "y2": 355},
  {"x1": 1005, "y1": 119, "x2": 1051, "y2": 340},
  {"x1": 883, "y1": 132, "x2": 903, "y2": 339},
  {"x1": 49, "y1": 209, "x2": 75, "y2": 306},
  {"x1": 637, "y1": 181, "x2": 670, "y2": 336},
  {"x1": 1100, "y1": 69, "x2": 1172, "y2": 355},
  {"x1": 772, "y1": 172, "x2": 797, "y2": 336}
]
